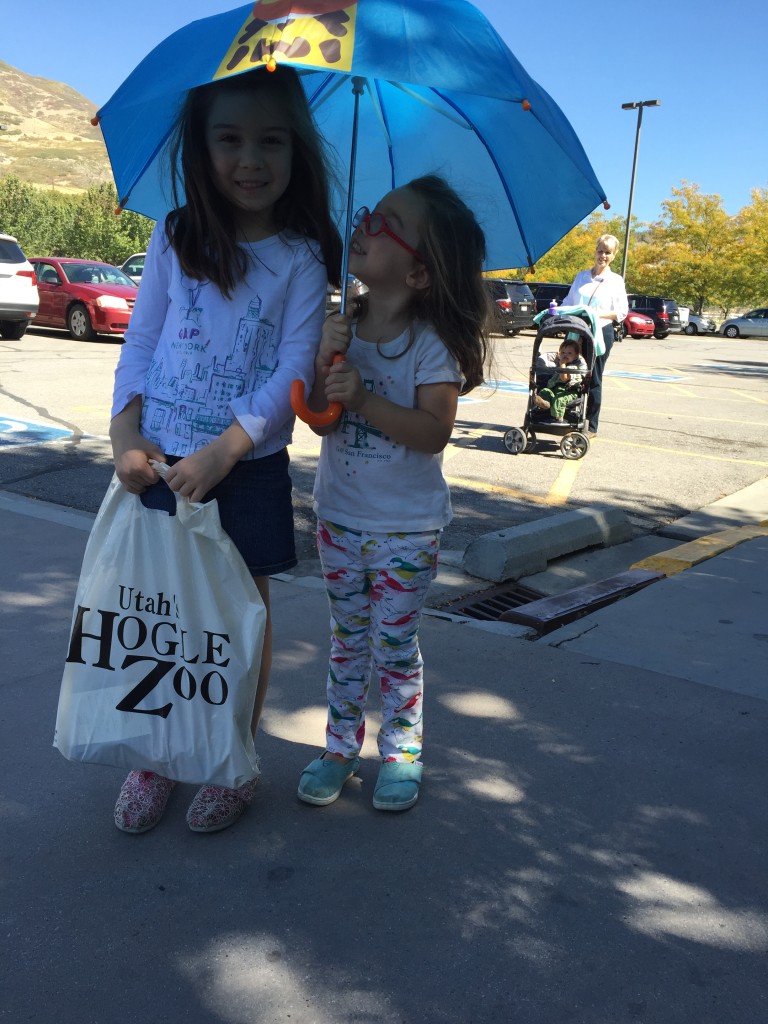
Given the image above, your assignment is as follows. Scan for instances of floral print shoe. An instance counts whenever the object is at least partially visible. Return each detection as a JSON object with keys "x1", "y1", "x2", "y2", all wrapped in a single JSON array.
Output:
[
  {"x1": 186, "y1": 774, "x2": 260, "y2": 833},
  {"x1": 114, "y1": 770, "x2": 175, "y2": 834}
]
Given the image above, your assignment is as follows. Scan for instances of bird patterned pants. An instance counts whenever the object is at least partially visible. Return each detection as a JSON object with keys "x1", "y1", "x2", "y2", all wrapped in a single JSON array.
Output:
[{"x1": 316, "y1": 520, "x2": 440, "y2": 764}]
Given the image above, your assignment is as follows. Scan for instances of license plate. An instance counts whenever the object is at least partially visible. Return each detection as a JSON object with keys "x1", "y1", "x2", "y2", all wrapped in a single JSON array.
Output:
[{"x1": 519, "y1": 305, "x2": 529, "y2": 311}]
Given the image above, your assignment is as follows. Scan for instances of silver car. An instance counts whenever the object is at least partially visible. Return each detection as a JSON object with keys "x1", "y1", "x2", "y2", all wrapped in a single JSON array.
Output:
[
  {"x1": 684, "y1": 312, "x2": 717, "y2": 335},
  {"x1": 719, "y1": 308, "x2": 768, "y2": 338}
]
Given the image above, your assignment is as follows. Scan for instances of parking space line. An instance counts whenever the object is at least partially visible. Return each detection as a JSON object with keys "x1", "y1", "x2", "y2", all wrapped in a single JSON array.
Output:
[
  {"x1": 546, "y1": 458, "x2": 582, "y2": 506},
  {"x1": 729, "y1": 389, "x2": 768, "y2": 405},
  {"x1": 608, "y1": 387, "x2": 765, "y2": 408},
  {"x1": 667, "y1": 383, "x2": 700, "y2": 398},
  {"x1": 612, "y1": 409, "x2": 767, "y2": 426},
  {"x1": 596, "y1": 437, "x2": 768, "y2": 467},
  {"x1": 444, "y1": 475, "x2": 554, "y2": 505}
]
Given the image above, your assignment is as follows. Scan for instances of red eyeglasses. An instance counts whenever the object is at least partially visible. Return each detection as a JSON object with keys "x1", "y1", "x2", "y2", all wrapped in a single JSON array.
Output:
[{"x1": 352, "y1": 206, "x2": 424, "y2": 263}]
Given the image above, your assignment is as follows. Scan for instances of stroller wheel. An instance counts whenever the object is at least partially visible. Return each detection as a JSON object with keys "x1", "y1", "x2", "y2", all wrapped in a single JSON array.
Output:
[
  {"x1": 560, "y1": 431, "x2": 590, "y2": 460},
  {"x1": 503, "y1": 427, "x2": 527, "y2": 454},
  {"x1": 524, "y1": 431, "x2": 537, "y2": 453}
]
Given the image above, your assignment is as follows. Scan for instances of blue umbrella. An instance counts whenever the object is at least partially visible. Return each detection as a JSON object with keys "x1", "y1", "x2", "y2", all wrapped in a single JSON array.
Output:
[{"x1": 95, "y1": 0, "x2": 608, "y2": 272}]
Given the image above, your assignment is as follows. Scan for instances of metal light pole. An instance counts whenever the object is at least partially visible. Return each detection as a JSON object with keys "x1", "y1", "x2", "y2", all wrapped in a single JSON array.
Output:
[{"x1": 620, "y1": 99, "x2": 660, "y2": 279}]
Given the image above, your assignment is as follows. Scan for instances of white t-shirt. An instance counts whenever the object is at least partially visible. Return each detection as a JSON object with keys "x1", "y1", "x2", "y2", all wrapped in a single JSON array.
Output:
[
  {"x1": 564, "y1": 267, "x2": 628, "y2": 335},
  {"x1": 112, "y1": 223, "x2": 328, "y2": 458},
  {"x1": 313, "y1": 321, "x2": 462, "y2": 533}
]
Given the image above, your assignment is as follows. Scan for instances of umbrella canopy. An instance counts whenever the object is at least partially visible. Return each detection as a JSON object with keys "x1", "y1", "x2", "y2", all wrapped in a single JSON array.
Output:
[{"x1": 96, "y1": 0, "x2": 608, "y2": 271}]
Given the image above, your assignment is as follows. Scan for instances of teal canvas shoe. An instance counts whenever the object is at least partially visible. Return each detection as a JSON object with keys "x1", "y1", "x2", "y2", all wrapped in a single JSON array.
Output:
[
  {"x1": 297, "y1": 754, "x2": 360, "y2": 806},
  {"x1": 372, "y1": 761, "x2": 423, "y2": 812}
]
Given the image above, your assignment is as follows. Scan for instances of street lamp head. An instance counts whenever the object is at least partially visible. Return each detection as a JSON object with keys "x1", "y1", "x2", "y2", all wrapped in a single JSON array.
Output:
[{"x1": 622, "y1": 100, "x2": 661, "y2": 110}]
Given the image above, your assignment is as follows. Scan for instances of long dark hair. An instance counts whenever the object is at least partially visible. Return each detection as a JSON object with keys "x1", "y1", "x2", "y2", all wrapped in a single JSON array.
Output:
[
  {"x1": 403, "y1": 176, "x2": 490, "y2": 394},
  {"x1": 165, "y1": 66, "x2": 341, "y2": 295}
]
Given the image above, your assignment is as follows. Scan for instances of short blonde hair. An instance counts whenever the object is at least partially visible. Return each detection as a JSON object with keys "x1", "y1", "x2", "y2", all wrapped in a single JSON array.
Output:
[{"x1": 597, "y1": 234, "x2": 619, "y2": 254}]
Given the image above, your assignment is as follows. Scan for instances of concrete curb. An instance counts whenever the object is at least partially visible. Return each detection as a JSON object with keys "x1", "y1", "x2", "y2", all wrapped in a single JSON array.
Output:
[
  {"x1": 632, "y1": 523, "x2": 768, "y2": 576},
  {"x1": 462, "y1": 506, "x2": 633, "y2": 583}
]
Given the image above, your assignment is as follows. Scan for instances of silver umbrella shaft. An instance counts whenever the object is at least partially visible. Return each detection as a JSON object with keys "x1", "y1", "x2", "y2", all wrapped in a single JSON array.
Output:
[{"x1": 339, "y1": 76, "x2": 365, "y2": 317}]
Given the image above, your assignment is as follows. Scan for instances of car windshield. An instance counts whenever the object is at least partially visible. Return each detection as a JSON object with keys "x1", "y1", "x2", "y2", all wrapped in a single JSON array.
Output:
[{"x1": 63, "y1": 263, "x2": 135, "y2": 286}]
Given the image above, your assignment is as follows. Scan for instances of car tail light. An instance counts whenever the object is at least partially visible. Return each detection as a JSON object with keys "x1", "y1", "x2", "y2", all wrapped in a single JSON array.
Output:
[
  {"x1": 17, "y1": 270, "x2": 37, "y2": 284},
  {"x1": 658, "y1": 309, "x2": 669, "y2": 322},
  {"x1": 495, "y1": 299, "x2": 512, "y2": 311}
]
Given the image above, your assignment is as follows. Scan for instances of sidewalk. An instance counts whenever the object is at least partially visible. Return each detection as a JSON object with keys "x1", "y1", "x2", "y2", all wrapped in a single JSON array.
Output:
[{"x1": 1, "y1": 489, "x2": 766, "y2": 1024}]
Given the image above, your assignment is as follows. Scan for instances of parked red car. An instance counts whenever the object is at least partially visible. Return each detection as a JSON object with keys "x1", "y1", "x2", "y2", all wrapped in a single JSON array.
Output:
[
  {"x1": 30, "y1": 257, "x2": 137, "y2": 340},
  {"x1": 616, "y1": 309, "x2": 655, "y2": 340}
]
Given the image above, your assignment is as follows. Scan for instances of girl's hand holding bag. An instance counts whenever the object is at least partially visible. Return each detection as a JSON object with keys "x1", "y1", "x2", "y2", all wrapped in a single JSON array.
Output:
[{"x1": 54, "y1": 462, "x2": 266, "y2": 788}]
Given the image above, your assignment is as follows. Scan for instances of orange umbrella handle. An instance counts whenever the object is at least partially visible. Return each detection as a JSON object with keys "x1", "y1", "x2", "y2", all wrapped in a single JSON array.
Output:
[{"x1": 290, "y1": 354, "x2": 344, "y2": 426}]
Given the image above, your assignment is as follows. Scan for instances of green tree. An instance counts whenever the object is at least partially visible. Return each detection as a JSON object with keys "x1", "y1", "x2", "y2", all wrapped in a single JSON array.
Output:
[
  {"x1": 734, "y1": 186, "x2": 768, "y2": 306},
  {"x1": 0, "y1": 175, "x2": 154, "y2": 264},
  {"x1": 627, "y1": 182, "x2": 738, "y2": 315},
  {"x1": 64, "y1": 183, "x2": 154, "y2": 264}
]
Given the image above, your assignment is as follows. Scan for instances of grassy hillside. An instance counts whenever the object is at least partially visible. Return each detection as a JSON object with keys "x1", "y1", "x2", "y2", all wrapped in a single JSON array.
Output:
[{"x1": 0, "y1": 60, "x2": 112, "y2": 192}]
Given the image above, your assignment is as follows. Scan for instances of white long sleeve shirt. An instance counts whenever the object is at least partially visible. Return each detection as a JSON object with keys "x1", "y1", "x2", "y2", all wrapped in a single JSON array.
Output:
[
  {"x1": 112, "y1": 223, "x2": 328, "y2": 459},
  {"x1": 563, "y1": 266, "x2": 628, "y2": 336}
]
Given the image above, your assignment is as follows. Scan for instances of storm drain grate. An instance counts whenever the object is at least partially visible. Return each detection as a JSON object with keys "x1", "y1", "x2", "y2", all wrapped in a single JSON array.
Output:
[{"x1": 437, "y1": 581, "x2": 544, "y2": 621}]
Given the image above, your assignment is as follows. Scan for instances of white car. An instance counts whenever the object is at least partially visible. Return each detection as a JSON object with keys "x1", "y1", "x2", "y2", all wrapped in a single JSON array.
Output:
[
  {"x1": 120, "y1": 252, "x2": 146, "y2": 286},
  {"x1": 0, "y1": 233, "x2": 39, "y2": 339}
]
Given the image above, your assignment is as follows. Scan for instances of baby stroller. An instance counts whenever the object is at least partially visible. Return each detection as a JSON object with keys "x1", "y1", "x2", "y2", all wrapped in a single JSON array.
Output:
[{"x1": 502, "y1": 306, "x2": 598, "y2": 461}]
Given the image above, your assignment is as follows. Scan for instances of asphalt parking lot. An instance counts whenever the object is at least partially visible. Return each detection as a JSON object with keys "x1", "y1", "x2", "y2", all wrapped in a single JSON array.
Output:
[{"x1": 1, "y1": 326, "x2": 767, "y2": 563}]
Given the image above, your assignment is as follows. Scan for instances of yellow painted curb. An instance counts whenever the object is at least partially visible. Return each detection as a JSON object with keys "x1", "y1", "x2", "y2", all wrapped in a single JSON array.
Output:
[{"x1": 631, "y1": 524, "x2": 768, "y2": 576}]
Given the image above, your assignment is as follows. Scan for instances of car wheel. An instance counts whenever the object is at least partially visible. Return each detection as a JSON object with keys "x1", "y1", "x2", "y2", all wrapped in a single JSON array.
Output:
[
  {"x1": 0, "y1": 320, "x2": 27, "y2": 340},
  {"x1": 654, "y1": 329, "x2": 669, "y2": 339},
  {"x1": 67, "y1": 303, "x2": 96, "y2": 341},
  {"x1": 684, "y1": 322, "x2": 698, "y2": 335},
  {"x1": 503, "y1": 427, "x2": 527, "y2": 454},
  {"x1": 560, "y1": 432, "x2": 589, "y2": 460},
  {"x1": 724, "y1": 325, "x2": 739, "y2": 338}
]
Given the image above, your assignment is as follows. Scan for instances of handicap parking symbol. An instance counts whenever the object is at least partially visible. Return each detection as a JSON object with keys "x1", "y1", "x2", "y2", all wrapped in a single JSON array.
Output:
[{"x1": 0, "y1": 417, "x2": 73, "y2": 448}]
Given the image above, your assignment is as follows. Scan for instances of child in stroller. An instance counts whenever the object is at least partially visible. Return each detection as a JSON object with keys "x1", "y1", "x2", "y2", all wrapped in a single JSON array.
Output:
[
  {"x1": 533, "y1": 338, "x2": 588, "y2": 422},
  {"x1": 503, "y1": 308, "x2": 597, "y2": 460}
]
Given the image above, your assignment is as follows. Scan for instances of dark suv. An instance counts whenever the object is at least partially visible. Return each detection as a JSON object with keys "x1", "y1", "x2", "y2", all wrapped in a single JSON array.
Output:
[
  {"x1": 626, "y1": 294, "x2": 683, "y2": 338},
  {"x1": 485, "y1": 279, "x2": 535, "y2": 335},
  {"x1": 529, "y1": 282, "x2": 571, "y2": 315}
]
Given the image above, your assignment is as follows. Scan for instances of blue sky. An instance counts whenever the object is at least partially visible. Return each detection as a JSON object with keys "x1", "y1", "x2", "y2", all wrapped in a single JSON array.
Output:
[{"x1": 3, "y1": 0, "x2": 766, "y2": 223}]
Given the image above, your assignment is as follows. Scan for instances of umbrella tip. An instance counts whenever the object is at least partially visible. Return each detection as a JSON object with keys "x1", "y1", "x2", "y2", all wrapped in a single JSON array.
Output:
[
  {"x1": 114, "y1": 197, "x2": 129, "y2": 216},
  {"x1": 603, "y1": 200, "x2": 611, "y2": 210},
  {"x1": 522, "y1": 99, "x2": 531, "y2": 111},
  {"x1": 90, "y1": 114, "x2": 100, "y2": 126},
  {"x1": 266, "y1": 55, "x2": 277, "y2": 72}
]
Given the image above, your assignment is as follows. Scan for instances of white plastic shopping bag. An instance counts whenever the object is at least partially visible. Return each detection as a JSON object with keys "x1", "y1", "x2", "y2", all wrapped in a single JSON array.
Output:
[{"x1": 54, "y1": 466, "x2": 266, "y2": 788}]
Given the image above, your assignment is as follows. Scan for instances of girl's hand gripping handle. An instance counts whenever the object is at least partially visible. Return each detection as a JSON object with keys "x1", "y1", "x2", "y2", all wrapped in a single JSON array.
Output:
[{"x1": 290, "y1": 354, "x2": 344, "y2": 427}]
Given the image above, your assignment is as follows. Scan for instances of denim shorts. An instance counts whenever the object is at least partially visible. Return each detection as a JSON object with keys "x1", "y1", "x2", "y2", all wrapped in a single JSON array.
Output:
[{"x1": 140, "y1": 448, "x2": 297, "y2": 576}]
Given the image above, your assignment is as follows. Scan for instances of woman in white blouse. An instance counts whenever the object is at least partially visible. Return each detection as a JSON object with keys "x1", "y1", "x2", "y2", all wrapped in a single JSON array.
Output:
[{"x1": 563, "y1": 234, "x2": 628, "y2": 436}]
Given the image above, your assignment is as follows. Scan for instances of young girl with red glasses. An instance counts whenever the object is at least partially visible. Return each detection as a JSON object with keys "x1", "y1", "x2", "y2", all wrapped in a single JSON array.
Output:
[{"x1": 297, "y1": 175, "x2": 489, "y2": 813}]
